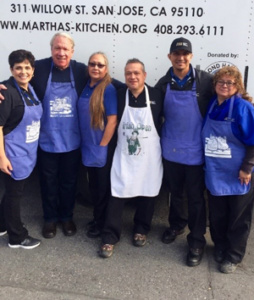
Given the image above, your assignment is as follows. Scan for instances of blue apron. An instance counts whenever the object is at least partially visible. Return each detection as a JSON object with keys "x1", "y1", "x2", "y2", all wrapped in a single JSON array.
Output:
[
  {"x1": 202, "y1": 96, "x2": 250, "y2": 196},
  {"x1": 161, "y1": 71, "x2": 204, "y2": 165},
  {"x1": 4, "y1": 80, "x2": 42, "y2": 180},
  {"x1": 78, "y1": 83, "x2": 108, "y2": 167},
  {"x1": 39, "y1": 63, "x2": 80, "y2": 152}
]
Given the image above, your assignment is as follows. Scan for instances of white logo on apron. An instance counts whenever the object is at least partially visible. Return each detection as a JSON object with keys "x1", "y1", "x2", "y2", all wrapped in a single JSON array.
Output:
[
  {"x1": 205, "y1": 135, "x2": 231, "y2": 158},
  {"x1": 50, "y1": 96, "x2": 73, "y2": 117},
  {"x1": 26, "y1": 120, "x2": 40, "y2": 143}
]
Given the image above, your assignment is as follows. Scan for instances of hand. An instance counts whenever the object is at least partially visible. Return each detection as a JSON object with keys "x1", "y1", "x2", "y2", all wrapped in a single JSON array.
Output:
[
  {"x1": 0, "y1": 156, "x2": 13, "y2": 175},
  {"x1": 238, "y1": 170, "x2": 251, "y2": 185},
  {"x1": 0, "y1": 84, "x2": 7, "y2": 102}
]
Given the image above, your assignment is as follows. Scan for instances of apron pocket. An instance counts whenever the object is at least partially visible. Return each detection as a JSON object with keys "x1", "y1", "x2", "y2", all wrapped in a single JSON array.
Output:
[
  {"x1": 205, "y1": 169, "x2": 250, "y2": 196},
  {"x1": 9, "y1": 154, "x2": 36, "y2": 180},
  {"x1": 83, "y1": 144, "x2": 108, "y2": 167}
]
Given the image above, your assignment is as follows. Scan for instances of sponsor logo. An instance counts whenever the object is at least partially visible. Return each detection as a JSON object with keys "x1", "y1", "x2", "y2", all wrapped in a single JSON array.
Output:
[{"x1": 205, "y1": 61, "x2": 235, "y2": 74}]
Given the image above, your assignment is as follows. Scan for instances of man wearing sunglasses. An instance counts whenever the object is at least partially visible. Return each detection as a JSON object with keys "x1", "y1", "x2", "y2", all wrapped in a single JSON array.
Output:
[{"x1": 155, "y1": 37, "x2": 214, "y2": 267}]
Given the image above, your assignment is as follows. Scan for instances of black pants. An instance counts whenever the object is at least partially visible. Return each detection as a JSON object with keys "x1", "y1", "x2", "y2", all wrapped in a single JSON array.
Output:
[
  {"x1": 38, "y1": 147, "x2": 80, "y2": 223},
  {"x1": 87, "y1": 142, "x2": 115, "y2": 228},
  {"x1": 164, "y1": 160, "x2": 206, "y2": 248},
  {"x1": 0, "y1": 174, "x2": 28, "y2": 244},
  {"x1": 208, "y1": 176, "x2": 254, "y2": 264},
  {"x1": 101, "y1": 196, "x2": 156, "y2": 245}
]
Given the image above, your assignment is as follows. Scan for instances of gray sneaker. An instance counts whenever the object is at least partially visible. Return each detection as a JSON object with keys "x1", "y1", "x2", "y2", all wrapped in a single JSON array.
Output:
[
  {"x1": 99, "y1": 244, "x2": 114, "y2": 258},
  {"x1": 8, "y1": 236, "x2": 41, "y2": 249},
  {"x1": 133, "y1": 233, "x2": 147, "y2": 247},
  {"x1": 219, "y1": 260, "x2": 238, "y2": 274}
]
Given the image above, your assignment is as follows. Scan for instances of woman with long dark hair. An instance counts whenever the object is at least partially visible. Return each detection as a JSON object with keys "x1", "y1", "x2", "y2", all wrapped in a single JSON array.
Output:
[{"x1": 78, "y1": 52, "x2": 117, "y2": 238}]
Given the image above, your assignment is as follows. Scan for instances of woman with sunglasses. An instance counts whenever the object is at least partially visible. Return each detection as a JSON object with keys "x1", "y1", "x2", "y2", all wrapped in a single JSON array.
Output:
[
  {"x1": 0, "y1": 50, "x2": 42, "y2": 249},
  {"x1": 202, "y1": 66, "x2": 254, "y2": 273},
  {"x1": 78, "y1": 52, "x2": 117, "y2": 238}
]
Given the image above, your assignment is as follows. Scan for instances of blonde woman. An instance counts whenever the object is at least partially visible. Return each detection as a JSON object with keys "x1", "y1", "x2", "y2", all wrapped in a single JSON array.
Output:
[{"x1": 78, "y1": 52, "x2": 117, "y2": 238}]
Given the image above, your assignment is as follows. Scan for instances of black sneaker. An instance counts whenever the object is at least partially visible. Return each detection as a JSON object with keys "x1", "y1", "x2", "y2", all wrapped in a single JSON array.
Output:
[
  {"x1": 162, "y1": 228, "x2": 184, "y2": 244},
  {"x1": 86, "y1": 220, "x2": 97, "y2": 230},
  {"x1": 0, "y1": 230, "x2": 7, "y2": 236},
  {"x1": 214, "y1": 248, "x2": 225, "y2": 263},
  {"x1": 8, "y1": 236, "x2": 41, "y2": 249},
  {"x1": 186, "y1": 248, "x2": 204, "y2": 267},
  {"x1": 87, "y1": 225, "x2": 101, "y2": 238}
]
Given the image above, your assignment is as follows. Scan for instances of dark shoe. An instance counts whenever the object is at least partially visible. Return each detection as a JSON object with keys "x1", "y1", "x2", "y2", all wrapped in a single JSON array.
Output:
[
  {"x1": 62, "y1": 220, "x2": 77, "y2": 236},
  {"x1": 219, "y1": 260, "x2": 238, "y2": 274},
  {"x1": 87, "y1": 225, "x2": 101, "y2": 238},
  {"x1": 86, "y1": 220, "x2": 97, "y2": 230},
  {"x1": 187, "y1": 248, "x2": 204, "y2": 267},
  {"x1": 0, "y1": 230, "x2": 7, "y2": 236},
  {"x1": 214, "y1": 248, "x2": 225, "y2": 263},
  {"x1": 8, "y1": 236, "x2": 41, "y2": 249},
  {"x1": 162, "y1": 228, "x2": 184, "y2": 244},
  {"x1": 42, "y1": 222, "x2": 57, "y2": 239},
  {"x1": 133, "y1": 233, "x2": 147, "y2": 247},
  {"x1": 99, "y1": 244, "x2": 114, "y2": 258}
]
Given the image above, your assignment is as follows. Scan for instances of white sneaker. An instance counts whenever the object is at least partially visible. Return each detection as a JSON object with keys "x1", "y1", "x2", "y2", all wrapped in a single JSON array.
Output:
[{"x1": 0, "y1": 231, "x2": 7, "y2": 236}]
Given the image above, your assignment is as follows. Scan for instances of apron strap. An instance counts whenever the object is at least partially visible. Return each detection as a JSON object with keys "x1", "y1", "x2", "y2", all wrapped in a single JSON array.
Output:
[{"x1": 125, "y1": 85, "x2": 150, "y2": 107}]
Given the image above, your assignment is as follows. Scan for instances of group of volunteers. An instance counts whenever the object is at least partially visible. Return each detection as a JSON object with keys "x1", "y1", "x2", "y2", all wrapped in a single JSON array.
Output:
[{"x1": 0, "y1": 32, "x2": 254, "y2": 275}]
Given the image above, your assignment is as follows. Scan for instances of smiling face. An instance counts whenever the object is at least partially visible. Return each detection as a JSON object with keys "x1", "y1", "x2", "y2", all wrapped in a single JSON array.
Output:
[
  {"x1": 215, "y1": 75, "x2": 238, "y2": 104},
  {"x1": 88, "y1": 53, "x2": 108, "y2": 84},
  {"x1": 168, "y1": 50, "x2": 193, "y2": 76},
  {"x1": 11, "y1": 59, "x2": 34, "y2": 90},
  {"x1": 124, "y1": 63, "x2": 147, "y2": 95},
  {"x1": 51, "y1": 35, "x2": 74, "y2": 70}
]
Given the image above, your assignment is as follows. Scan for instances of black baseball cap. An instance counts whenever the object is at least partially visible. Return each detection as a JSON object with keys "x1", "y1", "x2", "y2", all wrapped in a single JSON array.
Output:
[{"x1": 170, "y1": 37, "x2": 192, "y2": 53}]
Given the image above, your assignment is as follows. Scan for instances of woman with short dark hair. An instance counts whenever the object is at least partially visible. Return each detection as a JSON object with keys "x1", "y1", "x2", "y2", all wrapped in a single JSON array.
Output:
[{"x1": 0, "y1": 49, "x2": 42, "y2": 249}]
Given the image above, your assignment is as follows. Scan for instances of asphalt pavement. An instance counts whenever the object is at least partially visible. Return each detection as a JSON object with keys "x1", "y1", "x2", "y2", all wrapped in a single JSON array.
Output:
[{"x1": 0, "y1": 169, "x2": 254, "y2": 300}]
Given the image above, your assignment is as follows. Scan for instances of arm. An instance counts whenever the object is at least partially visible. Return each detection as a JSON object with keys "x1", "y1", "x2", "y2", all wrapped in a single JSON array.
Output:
[
  {"x1": 154, "y1": 68, "x2": 170, "y2": 96},
  {"x1": 100, "y1": 115, "x2": 117, "y2": 146},
  {"x1": 100, "y1": 84, "x2": 118, "y2": 146},
  {"x1": 0, "y1": 84, "x2": 7, "y2": 101},
  {"x1": 234, "y1": 101, "x2": 254, "y2": 185},
  {"x1": 239, "y1": 145, "x2": 254, "y2": 185},
  {"x1": 0, "y1": 126, "x2": 13, "y2": 175},
  {"x1": 111, "y1": 78, "x2": 125, "y2": 90}
]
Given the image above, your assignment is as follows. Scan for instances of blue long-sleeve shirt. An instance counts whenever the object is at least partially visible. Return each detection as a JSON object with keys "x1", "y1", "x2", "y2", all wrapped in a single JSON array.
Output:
[{"x1": 204, "y1": 95, "x2": 254, "y2": 173}]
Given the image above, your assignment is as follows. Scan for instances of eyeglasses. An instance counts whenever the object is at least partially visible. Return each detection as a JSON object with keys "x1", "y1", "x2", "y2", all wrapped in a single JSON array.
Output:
[
  {"x1": 88, "y1": 62, "x2": 106, "y2": 69},
  {"x1": 216, "y1": 80, "x2": 236, "y2": 87}
]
